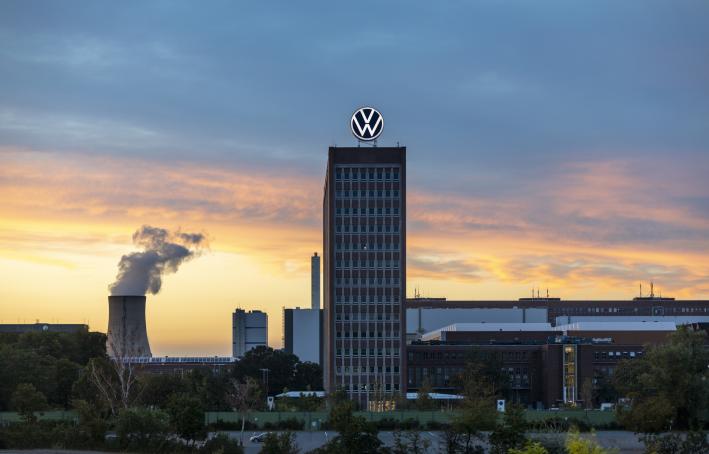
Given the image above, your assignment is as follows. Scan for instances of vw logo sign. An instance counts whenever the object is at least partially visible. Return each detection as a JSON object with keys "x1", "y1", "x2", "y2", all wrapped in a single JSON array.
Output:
[{"x1": 351, "y1": 107, "x2": 383, "y2": 141}]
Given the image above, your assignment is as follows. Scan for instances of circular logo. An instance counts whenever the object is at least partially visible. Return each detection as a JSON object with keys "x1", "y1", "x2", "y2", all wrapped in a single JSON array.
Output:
[{"x1": 350, "y1": 107, "x2": 383, "y2": 141}]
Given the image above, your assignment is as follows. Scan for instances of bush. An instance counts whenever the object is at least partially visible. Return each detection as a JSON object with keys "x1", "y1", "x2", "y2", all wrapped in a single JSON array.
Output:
[
  {"x1": 116, "y1": 407, "x2": 170, "y2": 451},
  {"x1": 641, "y1": 431, "x2": 709, "y2": 454},
  {"x1": 201, "y1": 433, "x2": 244, "y2": 454},
  {"x1": 259, "y1": 431, "x2": 299, "y2": 454}
]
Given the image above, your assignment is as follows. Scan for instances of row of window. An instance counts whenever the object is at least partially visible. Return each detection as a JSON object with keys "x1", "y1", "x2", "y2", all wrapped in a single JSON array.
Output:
[
  {"x1": 336, "y1": 312, "x2": 400, "y2": 320},
  {"x1": 336, "y1": 383, "x2": 401, "y2": 392},
  {"x1": 335, "y1": 189, "x2": 400, "y2": 199},
  {"x1": 336, "y1": 210, "x2": 400, "y2": 218},
  {"x1": 335, "y1": 168, "x2": 399, "y2": 181},
  {"x1": 335, "y1": 243, "x2": 399, "y2": 251},
  {"x1": 337, "y1": 365, "x2": 400, "y2": 374},
  {"x1": 336, "y1": 260, "x2": 400, "y2": 269},
  {"x1": 335, "y1": 278, "x2": 400, "y2": 286},
  {"x1": 334, "y1": 295, "x2": 401, "y2": 303},
  {"x1": 336, "y1": 348, "x2": 400, "y2": 357},
  {"x1": 336, "y1": 330, "x2": 400, "y2": 338},
  {"x1": 593, "y1": 350, "x2": 642, "y2": 360},
  {"x1": 336, "y1": 224, "x2": 400, "y2": 233}
]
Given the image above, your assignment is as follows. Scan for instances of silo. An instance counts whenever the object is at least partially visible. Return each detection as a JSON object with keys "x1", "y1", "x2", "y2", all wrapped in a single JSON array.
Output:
[{"x1": 107, "y1": 295, "x2": 152, "y2": 358}]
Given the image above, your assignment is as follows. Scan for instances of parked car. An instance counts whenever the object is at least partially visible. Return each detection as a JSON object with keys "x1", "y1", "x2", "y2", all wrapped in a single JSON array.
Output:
[{"x1": 250, "y1": 432, "x2": 269, "y2": 443}]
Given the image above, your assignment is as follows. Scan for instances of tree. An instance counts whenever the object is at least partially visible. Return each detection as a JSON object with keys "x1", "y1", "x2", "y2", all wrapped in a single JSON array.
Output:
[
  {"x1": 225, "y1": 377, "x2": 262, "y2": 445},
  {"x1": 292, "y1": 361, "x2": 323, "y2": 390},
  {"x1": 312, "y1": 400, "x2": 386, "y2": 454},
  {"x1": 259, "y1": 431, "x2": 300, "y2": 454},
  {"x1": 640, "y1": 431, "x2": 709, "y2": 454},
  {"x1": 509, "y1": 441, "x2": 549, "y2": 454},
  {"x1": 85, "y1": 355, "x2": 140, "y2": 416},
  {"x1": 166, "y1": 393, "x2": 205, "y2": 444},
  {"x1": 53, "y1": 358, "x2": 81, "y2": 409},
  {"x1": 614, "y1": 327, "x2": 709, "y2": 431},
  {"x1": 115, "y1": 407, "x2": 169, "y2": 450},
  {"x1": 233, "y1": 346, "x2": 299, "y2": 395},
  {"x1": 392, "y1": 430, "x2": 431, "y2": 454},
  {"x1": 489, "y1": 404, "x2": 528, "y2": 454},
  {"x1": 11, "y1": 383, "x2": 48, "y2": 424},
  {"x1": 415, "y1": 377, "x2": 436, "y2": 411},
  {"x1": 446, "y1": 351, "x2": 500, "y2": 453},
  {"x1": 564, "y1": 429, "x2": 612, "y2": 454},
  {"x1": 580, "y1": 377, "x2": 594, "y2": 410}
]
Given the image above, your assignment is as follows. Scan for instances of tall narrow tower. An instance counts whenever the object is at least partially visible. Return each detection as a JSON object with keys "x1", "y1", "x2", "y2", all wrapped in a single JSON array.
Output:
[
  {"x1": 323, "y1": 146, "x2": 406, "y2": 407},
  {"x1": 311, "y1": 252, "x2": 320, "y2": 310}
]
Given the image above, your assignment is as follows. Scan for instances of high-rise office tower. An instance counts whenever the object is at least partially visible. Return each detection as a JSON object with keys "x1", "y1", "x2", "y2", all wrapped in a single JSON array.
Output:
[
  {"x1": 323, "y1": 147, "x2": 406, "y2": 408},
  {"x1": 232, "y1": 309, "x2": 268, "y2": 357}
]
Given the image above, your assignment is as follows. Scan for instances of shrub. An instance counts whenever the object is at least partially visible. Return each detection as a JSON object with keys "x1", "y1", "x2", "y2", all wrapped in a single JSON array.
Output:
[
  {"x1": 201, "y1": 433, "x2": 244, "y2": 454},
  {"x1": 116, "y1": 407, "x2": 170, "y2": 451}
]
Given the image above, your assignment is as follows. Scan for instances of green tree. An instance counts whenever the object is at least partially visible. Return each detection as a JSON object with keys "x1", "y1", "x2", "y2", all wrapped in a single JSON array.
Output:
[
  {"x1": 225, "y1": 377, "x2": 263, "y2": 445},
  {"x1": 489, "y1": 404, "x2": 528, "y2": 454},
  {"x1": 233, "y1": 346, "x2": 299, "y2": 395},
  {"x1": 565, "y1": 429, "x2": 614, "y2": 454},
  {"x1": 11, "y1": 383, "x2": 48, "y2": 424},
  {"x1": 509, "y1": 441, "x2": 549, "y2": 454},
  {"x1": 166, "y1": 393, "x2": 205, "y2": 443},
  {"x1": 313, "y1": 400, "x2": 386, "y2": 454},
  {"x1": 392, "y1": 430, "x2": 431, "y2": 454},
  {"x1": 115, "y1": 407, "x2": 169, "y2": 450},
  {"x1": 614, "y1": 327, "x2": 709, "y2": 431},
  {"x1": 259, "y1": 431, "x2": 300, "y2": 454},
  {"x1": 292, "y1": 361, "x2": 323, "y2": 390},
  {"x1": 53, "y1": 358, "x2": 81, "y2": 408},
  {"x1": 641, "y1": 431, "x2": 709, "y2": 454},
  {"x1": 138, "y1": 373, "x2": 188, "y2": 407},
  {"x1": 72, "y1": 398, "x2": 108, "y2": 446},
  {"x1": 415, "y1": 377, "x2": 436, "y2": 411}
]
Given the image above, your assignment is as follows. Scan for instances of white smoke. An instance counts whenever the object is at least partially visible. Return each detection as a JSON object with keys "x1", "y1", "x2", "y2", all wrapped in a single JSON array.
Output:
[{"x1": 109, "y1": 225, "x2": 207, "y2": 295}]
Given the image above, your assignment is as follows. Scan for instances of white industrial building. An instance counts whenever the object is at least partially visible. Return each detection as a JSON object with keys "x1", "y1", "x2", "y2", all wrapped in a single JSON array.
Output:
[
  {"x1": 407, "y1": 304, "x2": 548, "y2": 339},
  {"x1": 232, "y1": 309, "x2": 268, "y2": 357}
]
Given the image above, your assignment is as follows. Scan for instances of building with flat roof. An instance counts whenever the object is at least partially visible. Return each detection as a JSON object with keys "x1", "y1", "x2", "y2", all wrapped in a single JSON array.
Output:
[
  {"x1": 283, "y1": 253, "x2": 324, "y2": 364},
  {"x1": 407, "y1": 320, "x2": 679, "y2": 408},
  {"x1": 323, "y1": 146, "x2": 406, "y2": 408},
  {"x1": 0, "y1": 323, "x2": 88, "y2": 334},
  {"x1": 232, "y1": 309, "x2": 268, "y2": 357},
  {"x1": 406, "y1": 296, "x2": 709, "y2": 339}
]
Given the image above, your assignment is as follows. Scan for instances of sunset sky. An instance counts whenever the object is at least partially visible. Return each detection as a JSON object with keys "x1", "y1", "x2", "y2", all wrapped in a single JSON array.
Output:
[{"x1": 1, "y1": 1, "x2": 708, "y2": 355}]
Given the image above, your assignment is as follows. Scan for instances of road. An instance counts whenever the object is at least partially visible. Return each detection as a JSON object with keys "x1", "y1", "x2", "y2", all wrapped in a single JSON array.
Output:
[{"x1": 220, "y1": 430, "x2": 647, "y2": 453}]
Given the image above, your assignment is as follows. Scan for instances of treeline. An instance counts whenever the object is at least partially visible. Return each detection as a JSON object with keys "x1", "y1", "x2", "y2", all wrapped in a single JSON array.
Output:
[{"x1": 0, "y1": 332, "x2": 322, "y2": 452}]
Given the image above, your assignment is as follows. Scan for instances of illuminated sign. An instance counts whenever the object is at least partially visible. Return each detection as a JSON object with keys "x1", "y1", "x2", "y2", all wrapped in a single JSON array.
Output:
[{"x1": 351, "y1": 107, "x2": 383, "y2": 141}]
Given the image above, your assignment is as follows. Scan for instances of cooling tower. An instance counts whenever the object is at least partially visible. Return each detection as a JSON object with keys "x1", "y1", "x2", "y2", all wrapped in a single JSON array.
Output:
[{"x1": 107, "y1": 295, "x2": 152, "y2": 358}]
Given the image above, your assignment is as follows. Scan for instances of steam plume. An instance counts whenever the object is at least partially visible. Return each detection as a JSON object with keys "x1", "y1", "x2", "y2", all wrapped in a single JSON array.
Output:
[{"x1": 109, "y1": 225, "x2": 207, "y2": 295}]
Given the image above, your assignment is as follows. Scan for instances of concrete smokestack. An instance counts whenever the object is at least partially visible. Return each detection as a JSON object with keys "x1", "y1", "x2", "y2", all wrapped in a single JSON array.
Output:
[
  {"x1": 107, "y1": 295, "x2": 152, "y2": 358},
  {"x1": 311, "y1": 252, "x2": 320, "y2": 310}
]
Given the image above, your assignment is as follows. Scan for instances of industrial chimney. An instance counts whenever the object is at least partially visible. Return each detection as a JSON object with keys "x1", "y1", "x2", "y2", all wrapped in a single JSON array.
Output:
[
  {"x1": 107, "y1": 295, "x2": 152, "y2": 358},
  {"x1": 311, "y1": 252, "x2": 320, "y2": 310}
]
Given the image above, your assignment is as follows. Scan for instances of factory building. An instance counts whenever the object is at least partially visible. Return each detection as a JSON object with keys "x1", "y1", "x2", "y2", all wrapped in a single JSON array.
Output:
[
  {"x1": 0, "y1": 323, "x2": 88, "y2": 334},
  {"x1": 323, "y1": 146, "x2": 407, "y2": 407},
  {"x1": 283, "y1": 253, "x2": 324, "y2": 364},
  {"x1": 406, "y1": 296, "x2": 709, "y2": 340},
  {"x1": 232, "y1": 309, "x2": 268, "y2": 357},
  {"x1": 407, "y1": 321, "x2": 678, "y2": 408}
]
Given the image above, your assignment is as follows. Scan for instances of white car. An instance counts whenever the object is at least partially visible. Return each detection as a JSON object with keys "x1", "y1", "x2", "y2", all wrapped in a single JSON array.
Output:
[{"x1": 249, "y1": 432, "x2": 269, "y2": 443}]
